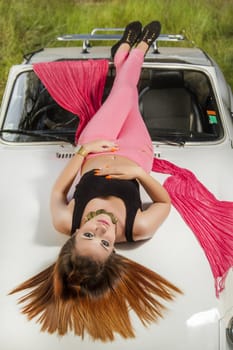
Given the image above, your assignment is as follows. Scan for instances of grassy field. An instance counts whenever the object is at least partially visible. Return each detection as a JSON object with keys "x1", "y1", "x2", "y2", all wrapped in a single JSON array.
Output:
[{"x1": 0, "y1": 0, "x2": 232, "y2": 99}]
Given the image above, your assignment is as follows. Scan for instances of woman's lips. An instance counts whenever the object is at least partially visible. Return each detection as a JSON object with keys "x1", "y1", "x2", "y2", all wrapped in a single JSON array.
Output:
[{"x1": 97, "y1": 219, "x2": 110, "y2": 226}]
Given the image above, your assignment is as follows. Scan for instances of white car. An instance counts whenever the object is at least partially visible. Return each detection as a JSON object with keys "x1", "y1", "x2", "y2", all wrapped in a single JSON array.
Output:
[{"x1": 0, "y1": 29, "x2": 233, "y2": 350}]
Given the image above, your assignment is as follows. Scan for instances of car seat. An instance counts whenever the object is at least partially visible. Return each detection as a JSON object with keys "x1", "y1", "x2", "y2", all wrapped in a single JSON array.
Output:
[{"x1": 139, "y1": 70, "x2": 203, "y2": 137}]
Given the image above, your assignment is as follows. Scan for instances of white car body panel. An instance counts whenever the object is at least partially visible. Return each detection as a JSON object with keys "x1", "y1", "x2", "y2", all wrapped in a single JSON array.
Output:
[{"x1": 0, "y1": 42, "x2": 233, "y2": 350}]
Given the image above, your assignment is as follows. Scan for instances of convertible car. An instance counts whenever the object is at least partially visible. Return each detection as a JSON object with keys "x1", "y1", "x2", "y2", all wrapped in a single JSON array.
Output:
[{"x1": 0, "y1": 28, "x2": 233, "y2": 350}]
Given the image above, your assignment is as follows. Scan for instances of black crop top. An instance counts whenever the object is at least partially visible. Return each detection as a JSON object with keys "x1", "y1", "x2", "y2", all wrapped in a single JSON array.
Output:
[{"x1": 71, "y1": 170, "x2": 142, "y2": 242}]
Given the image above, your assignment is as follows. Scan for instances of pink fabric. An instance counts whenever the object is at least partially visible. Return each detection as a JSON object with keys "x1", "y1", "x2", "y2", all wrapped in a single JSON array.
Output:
[
  {"x1": 152, "y1": 158, "x2": 233, "y2": 296},
  {"x1": 33, "y1": 57, "x2": 233, "y2": 297},
  {"x1": 78, "y1": 49, "x2": 153, "y2": 172},
  {"x1": 33, "y1": 59, "x2": 108, "y2": 142}
]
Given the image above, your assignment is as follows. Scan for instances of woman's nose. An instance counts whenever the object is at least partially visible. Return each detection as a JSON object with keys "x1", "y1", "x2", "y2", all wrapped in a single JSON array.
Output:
[{"x1": 96, "y1": 225, "x2": 107, "y2": 234}]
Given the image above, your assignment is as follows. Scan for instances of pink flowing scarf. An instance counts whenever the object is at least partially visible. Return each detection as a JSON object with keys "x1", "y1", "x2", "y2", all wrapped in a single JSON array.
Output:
[
  {"x1": 33, "y1": 59, "x2": 109, "y2": 142},
  {"x1": 152, "y1": 159, "x2": 233, "y2": 296},
  {"x1": 33, "y1": 60, "x2": 233, "y2": 296}
]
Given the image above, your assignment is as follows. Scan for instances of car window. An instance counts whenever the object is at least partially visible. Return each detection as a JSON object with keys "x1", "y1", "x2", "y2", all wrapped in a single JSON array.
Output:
[
  {"x1": 1, "y1": 68, "x2": 223, "y2": 143},
  {"x1": 139, "y1": 68, "x2": 223, "y2": 143},
  {"x1": 2, "y1": 71, "x2": 79, "y2": 143}
]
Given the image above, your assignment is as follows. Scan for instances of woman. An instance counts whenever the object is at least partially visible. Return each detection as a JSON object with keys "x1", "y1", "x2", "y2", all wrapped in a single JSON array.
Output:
[{"x1": 10, "y1": 21, "x2": 182, "y2": 341}]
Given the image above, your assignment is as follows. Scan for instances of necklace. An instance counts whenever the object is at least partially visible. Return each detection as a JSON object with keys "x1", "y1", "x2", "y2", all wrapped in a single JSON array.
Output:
[{"x1": 84, "y1": 209, "x2": 118, "y2": 224}]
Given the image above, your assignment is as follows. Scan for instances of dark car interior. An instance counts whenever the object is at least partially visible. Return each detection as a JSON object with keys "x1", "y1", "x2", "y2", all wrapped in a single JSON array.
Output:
[{"x1": 2, "y1": 67, "x2": 223, "y2": 144}]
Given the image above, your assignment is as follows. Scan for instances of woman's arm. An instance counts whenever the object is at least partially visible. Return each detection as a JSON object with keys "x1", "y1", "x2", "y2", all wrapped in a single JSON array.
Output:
[
  {"x1": 133, "y1": 168, "x2": 171, "y2": 240},
  {"x1": 50, "y1": 151, "x2": 87, "y2": 234},
  {"x1": 50, "y1": 140, "x2": 118, "y2": 234}
]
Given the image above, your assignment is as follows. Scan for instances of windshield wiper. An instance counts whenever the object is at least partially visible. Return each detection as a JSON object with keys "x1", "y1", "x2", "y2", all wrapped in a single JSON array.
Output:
[
  {"x1": 1, "y1": 129, "x2": 186, "y2": 146},
  {"x1": 0, "y1": 129, "x2": 75, "y2": 145},
  {"x1": 152, "y1": 136, "x2": 185, "y2": 146}
]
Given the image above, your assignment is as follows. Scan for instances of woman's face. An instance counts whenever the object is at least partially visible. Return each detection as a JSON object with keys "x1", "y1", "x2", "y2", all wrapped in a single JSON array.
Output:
[{"x1": 74, "y1": 212, "x2": 117, "y2": 262}]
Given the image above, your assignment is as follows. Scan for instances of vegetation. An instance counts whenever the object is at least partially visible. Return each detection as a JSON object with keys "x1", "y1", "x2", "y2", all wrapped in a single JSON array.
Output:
[{"x1": 0, "y1": 0, "x2": 232, "y2": 99}]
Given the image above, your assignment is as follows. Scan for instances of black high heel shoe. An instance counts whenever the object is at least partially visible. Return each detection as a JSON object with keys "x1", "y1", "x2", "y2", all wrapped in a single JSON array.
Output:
[
  {"x1": 111, "y1": 21, "x2": 142, "y2": 59},
  {"x1": 137, "y1": 21, "x2": 161, "y2": 48}
]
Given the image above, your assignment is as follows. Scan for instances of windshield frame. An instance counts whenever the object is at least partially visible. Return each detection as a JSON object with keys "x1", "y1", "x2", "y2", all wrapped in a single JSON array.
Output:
[{"x1": 0, "y1": 64, "x2": 225, "y2": 146}]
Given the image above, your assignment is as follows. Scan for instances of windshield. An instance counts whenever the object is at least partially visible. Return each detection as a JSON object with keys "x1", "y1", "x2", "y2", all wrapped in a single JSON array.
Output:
[
  {"x1": 1, "y1": 68, "x2": 223, "y2": 143},
  {"x1": 1, "y1": 71, "x2": 79, "y2": 143}
]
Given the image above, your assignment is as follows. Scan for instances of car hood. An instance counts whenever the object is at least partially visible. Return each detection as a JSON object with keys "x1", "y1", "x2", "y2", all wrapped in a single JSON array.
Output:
[{"x1": 0, "y1": 142, "x2": 232, "y2": 350}]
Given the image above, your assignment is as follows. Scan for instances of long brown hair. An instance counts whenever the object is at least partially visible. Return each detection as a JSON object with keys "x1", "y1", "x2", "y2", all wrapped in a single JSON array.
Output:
[{"x1": 9, "y1": 235, "x2": 182, "y2": 342}]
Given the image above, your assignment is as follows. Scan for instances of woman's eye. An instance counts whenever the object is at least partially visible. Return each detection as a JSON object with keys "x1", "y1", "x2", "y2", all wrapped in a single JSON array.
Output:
[
  {"x1": 101, "y1": 240, "x2": 110, "y2": 247},
  {"x1": 83, "y1": 232, "x2": 94, "y2": 238}
]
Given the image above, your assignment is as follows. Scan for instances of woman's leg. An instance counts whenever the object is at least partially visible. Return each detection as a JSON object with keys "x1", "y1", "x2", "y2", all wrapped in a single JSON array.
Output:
[
  {"x1": 78, "y1": 21, "x2": 161, "y2": 144},
  {"x1": 78, "y1": 47, "x2": 145, "y2": 144},
  {"x1": 115, "y1": 44, "x2": 154, "y2": 171},
  {"x1": 79, "y1": 21, "x2": 161, "y2": 171},
  {"x1": 78, "y1": 47, "x2": 153, "y2": 172}
]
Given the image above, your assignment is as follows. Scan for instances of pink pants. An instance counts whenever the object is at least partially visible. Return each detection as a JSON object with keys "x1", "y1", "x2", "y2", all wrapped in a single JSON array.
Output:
[{"x1": 78, "y1": 48, "x2": 154, "y2": 173}]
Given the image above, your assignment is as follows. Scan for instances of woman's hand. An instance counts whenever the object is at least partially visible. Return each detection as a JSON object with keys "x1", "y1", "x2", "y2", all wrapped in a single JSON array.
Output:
[
  {"x1": 81, "y1": 140, "x2": 119, "y2": 154},
  {"x1": 94, "y1": 164, "x2": 144, "y2": 180}
]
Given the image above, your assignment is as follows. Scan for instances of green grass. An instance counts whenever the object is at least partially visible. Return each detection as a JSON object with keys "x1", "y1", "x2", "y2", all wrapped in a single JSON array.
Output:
[{"x1": 0, "y1": 0, "x2": 233, "y2": 99}]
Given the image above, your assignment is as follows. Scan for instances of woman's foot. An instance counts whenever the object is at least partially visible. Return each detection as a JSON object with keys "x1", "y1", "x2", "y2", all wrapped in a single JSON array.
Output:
[
  {"x1": 137, "y1": 21, "x2": 161, "y2": 51},
  {"x1": 111, "y1": 21, "x2": 142, "y2": 58}
]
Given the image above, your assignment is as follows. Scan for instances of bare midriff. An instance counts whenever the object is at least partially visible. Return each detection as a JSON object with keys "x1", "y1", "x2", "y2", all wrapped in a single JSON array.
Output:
[{"x1": 81, "y1": 154, "x2": 138, "y2": 176}]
